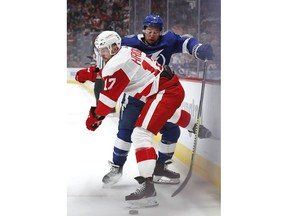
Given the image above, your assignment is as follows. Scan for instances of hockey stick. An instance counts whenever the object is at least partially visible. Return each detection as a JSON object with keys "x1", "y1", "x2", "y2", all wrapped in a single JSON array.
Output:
[{"x1": 171, "y1": 60, "x2": 208, "y2": 197}]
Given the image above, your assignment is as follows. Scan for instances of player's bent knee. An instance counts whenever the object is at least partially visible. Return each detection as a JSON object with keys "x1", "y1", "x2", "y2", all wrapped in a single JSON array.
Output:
[
  {"x1": 117, "y1": 129, "x2": 133, "y2": 143},
  {"x1": 161, "y1": 124, "x2": 180, "y2": 143},
  {"x1": 131, "y1": 127, "x2": 153, "y2": 148}
]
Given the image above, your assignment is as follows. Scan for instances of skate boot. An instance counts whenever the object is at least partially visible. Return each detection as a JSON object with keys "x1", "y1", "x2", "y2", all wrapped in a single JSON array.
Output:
[
  {"x1": 153, "y1": 159, "x2": 180, "y2": 184},
  {"x1": 189, "y1": 124, "x2": 212, "y2": 139},
  {"x1": 125, "y1": 176, "x2": 159, "y2": 208},
  {"x1": 102, "y1": 161, "x2": 123, "y2": 185}
]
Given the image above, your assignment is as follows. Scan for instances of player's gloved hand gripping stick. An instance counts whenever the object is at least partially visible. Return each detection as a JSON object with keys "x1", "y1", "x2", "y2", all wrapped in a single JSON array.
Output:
[{"x1": 86, "y1": 106, "x2": 105, "y2": 131}]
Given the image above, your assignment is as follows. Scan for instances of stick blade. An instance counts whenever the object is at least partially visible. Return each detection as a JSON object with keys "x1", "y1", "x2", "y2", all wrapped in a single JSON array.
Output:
[{"x1": 171, "y1": 167, "x2": 192, "y2": 197}]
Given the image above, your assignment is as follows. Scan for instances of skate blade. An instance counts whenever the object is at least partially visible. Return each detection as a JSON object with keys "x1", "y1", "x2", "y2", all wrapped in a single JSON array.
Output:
[
  {"x1": 102, "y1": 179, "x2": 121, "y2": 188},
  {"x1": 102, "y1": 183, "x2": 115, "y2": 188},
  {"x1": 102, "y1": 176, "x2": 122, "y2": 187},
  {"x1": 126, "y1": 197, "x2": 159, "y2": 209},
  {"x1": 153, "y1": 176, "x2": 180, "y2": 184}
]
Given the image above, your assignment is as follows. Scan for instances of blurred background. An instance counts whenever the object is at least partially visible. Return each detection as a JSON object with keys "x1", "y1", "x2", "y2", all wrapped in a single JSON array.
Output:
[{"x1": 67, "y1": 0, "x2": 221, "y2": 80}]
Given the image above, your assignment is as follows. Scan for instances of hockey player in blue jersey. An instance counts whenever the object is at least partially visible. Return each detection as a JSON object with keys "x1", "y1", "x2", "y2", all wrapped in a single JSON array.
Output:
[
  {"x1": 75, "y1": 15, "x2": 214, "y2": 187},
  {"x1": 100, "y1": 15, "x2": 214, "y2": 187}
]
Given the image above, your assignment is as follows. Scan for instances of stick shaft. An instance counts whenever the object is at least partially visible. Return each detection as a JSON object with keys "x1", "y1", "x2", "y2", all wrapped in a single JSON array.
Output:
[{"x1": 171, "y1": 60, "x2": 208, "y2": 197}]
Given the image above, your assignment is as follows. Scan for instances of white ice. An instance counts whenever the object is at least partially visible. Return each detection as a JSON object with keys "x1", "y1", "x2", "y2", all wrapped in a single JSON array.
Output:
[{"x1": 66, "y1": 83, "x2": 220, "y2": 216}]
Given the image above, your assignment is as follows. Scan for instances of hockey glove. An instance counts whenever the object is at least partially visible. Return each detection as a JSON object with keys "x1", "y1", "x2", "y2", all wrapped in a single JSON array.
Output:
[
  {"x1": 85, "y1": 106, "x2": 105, "y2": 131},
  {"x1": 189, "y1": 124, "x2": 212, "y2": 139},
  {"x1": 195, "y1": 44, "x2": 215, "y2": 60},
  {"x1": 75, "y1": 65, "x2": 100, "y2": 83}
]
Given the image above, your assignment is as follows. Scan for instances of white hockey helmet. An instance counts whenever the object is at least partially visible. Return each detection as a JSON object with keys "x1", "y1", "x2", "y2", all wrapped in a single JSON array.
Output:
[{"x1": 94, "y1": 31, "x2": 121, "y2": 55}]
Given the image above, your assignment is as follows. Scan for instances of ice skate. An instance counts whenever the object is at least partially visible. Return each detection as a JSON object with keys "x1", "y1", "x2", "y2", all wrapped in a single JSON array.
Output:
[
  {"x1": 189, "y1": 124, "x2": 212, "y2": 139},
  {"x1": 153, "y1": 159, "x2": 180, "y2": 184},
  {"x1": 102, "y1": 161, "x2": 123, "y2": 186},
  {"x1": 125, "y1": 176, "x2": 159, "y2": 208}
]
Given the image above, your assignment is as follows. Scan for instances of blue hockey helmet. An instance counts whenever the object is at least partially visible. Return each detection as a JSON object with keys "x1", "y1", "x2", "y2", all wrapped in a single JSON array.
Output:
[{"x1": 143, "y1": 15, "x2": 163, "y2": 30}]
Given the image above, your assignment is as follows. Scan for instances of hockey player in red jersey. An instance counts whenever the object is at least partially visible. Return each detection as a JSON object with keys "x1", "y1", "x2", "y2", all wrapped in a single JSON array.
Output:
[
  {"x1": 84, "y1": 30, "x2": 208, "y2": 208},
  {"x1": 76, "y1": 15, "x2": 213, "y2": 187}
]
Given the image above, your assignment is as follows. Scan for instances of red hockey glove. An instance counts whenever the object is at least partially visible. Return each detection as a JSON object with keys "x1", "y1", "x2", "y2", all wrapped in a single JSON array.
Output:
[
  {"x1": 75, "y1": 66, "x2": 100, "y2": 83},
  {"x1": 85, "y1": 106, "x2": 105, "y2": 131}
]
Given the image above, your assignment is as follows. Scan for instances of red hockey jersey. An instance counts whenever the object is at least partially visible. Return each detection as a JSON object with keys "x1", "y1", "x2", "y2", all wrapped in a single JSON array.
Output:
[{"x1": 95, "y1": 46, "x2": 164, "y2": 116}]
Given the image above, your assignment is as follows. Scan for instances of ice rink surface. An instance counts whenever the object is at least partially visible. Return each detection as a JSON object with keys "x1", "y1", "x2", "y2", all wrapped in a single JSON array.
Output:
[{"x1": 66, "y1": 83, "x2": 221, "y2": 216}]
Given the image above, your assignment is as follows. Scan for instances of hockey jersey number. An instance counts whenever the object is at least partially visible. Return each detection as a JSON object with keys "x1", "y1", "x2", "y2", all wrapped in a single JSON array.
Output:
[{"x1": 104, "y1": 77, "x2": 116, "y2": 90}]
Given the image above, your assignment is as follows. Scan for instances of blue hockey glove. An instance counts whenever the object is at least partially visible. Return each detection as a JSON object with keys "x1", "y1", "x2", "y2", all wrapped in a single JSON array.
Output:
[{"x1": 195, "y1": 44, "x2": 215, "y2": 60}]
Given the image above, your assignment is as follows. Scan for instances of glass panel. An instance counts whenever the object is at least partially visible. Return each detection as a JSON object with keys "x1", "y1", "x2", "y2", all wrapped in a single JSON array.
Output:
[{"x1": 67, "y1": 0, "x2": 221, "y2": 80}]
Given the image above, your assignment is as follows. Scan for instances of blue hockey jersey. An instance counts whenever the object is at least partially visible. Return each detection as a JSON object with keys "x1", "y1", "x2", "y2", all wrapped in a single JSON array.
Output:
[{"x1": 121, "y1": 31, "x2": 199, "y2": 65}]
